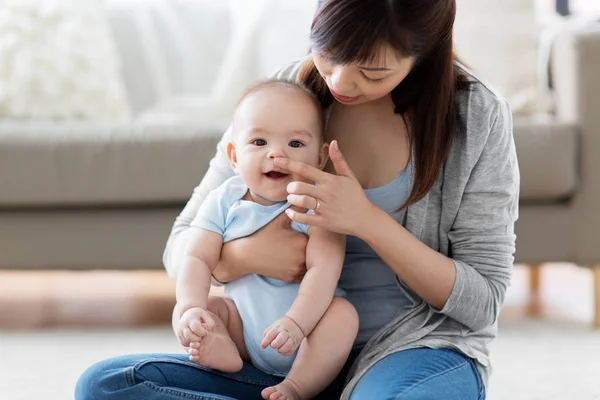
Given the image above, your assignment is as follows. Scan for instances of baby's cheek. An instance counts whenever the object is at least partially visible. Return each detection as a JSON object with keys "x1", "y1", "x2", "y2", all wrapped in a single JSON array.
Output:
[{"x1": 305, "y1": 154, "x2": 323, "y2": 169}]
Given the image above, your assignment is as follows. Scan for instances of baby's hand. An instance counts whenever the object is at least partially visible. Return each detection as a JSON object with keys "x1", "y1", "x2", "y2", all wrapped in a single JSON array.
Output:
[
  {"x1": 176, "y1": 306, "x2": 216, "y2": 347},
  {"x1": 261, "y1": 316, "x2": 305, "y2": 356}
]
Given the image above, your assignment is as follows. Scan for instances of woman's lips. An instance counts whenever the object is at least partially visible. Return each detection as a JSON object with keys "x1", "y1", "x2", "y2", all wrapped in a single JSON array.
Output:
[{"x1": 330, "y1": 88, "x2": 359, "y2": 103}]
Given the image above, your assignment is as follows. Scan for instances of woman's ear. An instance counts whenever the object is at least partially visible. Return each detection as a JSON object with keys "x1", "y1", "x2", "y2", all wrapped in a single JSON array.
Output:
[
  {"x1": 318, "y1": 142, "x2": 330, "y2": 170},
  {"x1": 226, "y1": 142, "x2": 238, "y2": 173}
]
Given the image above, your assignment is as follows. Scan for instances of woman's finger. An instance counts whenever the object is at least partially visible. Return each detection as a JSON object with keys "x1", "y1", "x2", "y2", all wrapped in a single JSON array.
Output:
[
  {"x1": 329, "y1": 140, "x2": 357, "y2": 179},
  {"x1": 286, "y1": 194, "x2": 319, "y2": 210},
  {"x1": 274, "y1": 158, "x2": 331, "y2": 184},
  {"x1": 285, "y1": 208, "x2": 322, "y2": 226},
  {"x1": 286, "y1": 181, "x2": 321, "y2": 197}
]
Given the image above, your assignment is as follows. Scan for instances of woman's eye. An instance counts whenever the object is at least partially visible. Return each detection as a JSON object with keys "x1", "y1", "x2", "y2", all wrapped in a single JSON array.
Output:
[
  {"x1": 361, "y1": 72, "x2": 385, "y2": 84},
  {"x1": 289, "y1": 140, "x2": 303, "y2": 148},
  {"x1": 252, "y1": 139, "x2": 267, "y2": 146}
]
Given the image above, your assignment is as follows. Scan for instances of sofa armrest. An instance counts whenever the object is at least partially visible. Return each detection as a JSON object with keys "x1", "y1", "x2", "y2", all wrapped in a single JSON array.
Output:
[
  {"x1": 551, "y1": 23, "x2": 600, "y2": 264},
  {"x1": 552, "y1": 23, "x2": 600, "y2": 125}
]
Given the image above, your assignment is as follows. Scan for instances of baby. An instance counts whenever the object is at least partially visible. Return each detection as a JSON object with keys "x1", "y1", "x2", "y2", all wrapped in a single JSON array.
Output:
[{"x1": 173, "y1": 79, "x2": 359, "y2": 400}]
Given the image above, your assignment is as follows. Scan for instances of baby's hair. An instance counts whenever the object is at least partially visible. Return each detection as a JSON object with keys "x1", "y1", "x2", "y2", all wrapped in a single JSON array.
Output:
[{"x1": 235, "y1": 78, "x2": 326, "y2": 135}]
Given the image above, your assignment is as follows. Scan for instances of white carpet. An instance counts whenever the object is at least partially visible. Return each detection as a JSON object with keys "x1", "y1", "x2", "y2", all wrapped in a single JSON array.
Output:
[{"x1": 1, "y1": 321, "x2": 599, "y2": 400}]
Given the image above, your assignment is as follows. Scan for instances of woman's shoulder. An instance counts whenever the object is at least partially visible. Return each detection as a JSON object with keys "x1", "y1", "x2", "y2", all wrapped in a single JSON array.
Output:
[
  {"x1": 454, "y1": 66, "x2": 513, "y2": 152},
  {"x1": 456, "y1": 64, "x2": 512, "y2": 125},
  {"x1": 448, "y1": 65, "x2": 516, "y2": 179},
  {"x1": 272, "y1": 56, "x2": 311, "y2": 82}
]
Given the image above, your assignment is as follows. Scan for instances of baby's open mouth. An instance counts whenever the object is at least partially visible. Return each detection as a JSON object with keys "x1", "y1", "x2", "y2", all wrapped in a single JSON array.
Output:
[{"x1": 264, "y1": 171, "x2": 289, "y2": 181}]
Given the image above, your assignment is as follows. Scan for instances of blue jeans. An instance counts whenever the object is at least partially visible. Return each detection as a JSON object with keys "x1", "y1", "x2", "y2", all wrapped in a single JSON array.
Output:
[{"x1": 75, "y1": 348, "x2": 485, "y2": 399}]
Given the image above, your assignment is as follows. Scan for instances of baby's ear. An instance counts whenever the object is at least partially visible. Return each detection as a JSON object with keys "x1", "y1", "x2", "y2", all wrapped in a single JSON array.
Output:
[
  {"x1": 318, "y1": 142, "x2": 330, "y2": 170},
  {"x1": 226, "y1": 142, "x2": 238, "y2": 173}
]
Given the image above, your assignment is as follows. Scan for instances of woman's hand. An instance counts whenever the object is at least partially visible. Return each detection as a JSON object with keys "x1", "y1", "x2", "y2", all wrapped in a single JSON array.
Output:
[
  {"x1": 213, "y1": 212, "x2": 308, "y2": 283},
  {"x1": 275, "y1": 140, "x2": 376, "y2": 237}
]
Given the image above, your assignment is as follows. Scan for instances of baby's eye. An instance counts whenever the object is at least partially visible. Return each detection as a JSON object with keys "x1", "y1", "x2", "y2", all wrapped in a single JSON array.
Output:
[
  {"x1": 252, "y1": 139, "x2": 267, "y2": 146},
  {"x1": 289, "y1": 140, "x2": 303, "y2": 148}
]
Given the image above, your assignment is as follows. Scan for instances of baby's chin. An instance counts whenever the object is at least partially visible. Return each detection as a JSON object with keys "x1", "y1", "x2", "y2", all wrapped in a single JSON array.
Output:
[{"x1": 248, "y1": 188, "x2": 288, "y2": 205}]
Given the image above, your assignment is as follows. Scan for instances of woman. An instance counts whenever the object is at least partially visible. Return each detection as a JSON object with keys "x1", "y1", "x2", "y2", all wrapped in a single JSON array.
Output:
[{"x1": 76, "y1": 0, "x2": 518, "y2": 399}]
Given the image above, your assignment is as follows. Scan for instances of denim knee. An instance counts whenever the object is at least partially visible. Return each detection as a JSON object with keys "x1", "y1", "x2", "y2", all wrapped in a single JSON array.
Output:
[{"x1": 74, "y1": 355, "x2": 139, "y2": 399}]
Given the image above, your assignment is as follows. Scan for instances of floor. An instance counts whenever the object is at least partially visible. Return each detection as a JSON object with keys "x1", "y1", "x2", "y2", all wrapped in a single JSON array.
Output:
[
  {"x1": 0, "y1": 263, "x2": 595, "y2": 329},
  {"x1": 1, "y1": 264, "x2": 598, "y2": 400}
]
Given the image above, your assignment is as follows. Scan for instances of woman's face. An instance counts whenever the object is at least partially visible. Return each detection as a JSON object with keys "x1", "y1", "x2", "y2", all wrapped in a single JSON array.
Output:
[{"x1": 312, "y1": 43, "x2": 414, "y2": 106}]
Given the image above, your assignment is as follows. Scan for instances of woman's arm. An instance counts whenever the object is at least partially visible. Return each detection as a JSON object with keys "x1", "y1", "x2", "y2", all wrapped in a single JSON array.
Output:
[
  {"x1": 215, "y1": 212, "x2": 309, "y2": 283},
  {"x1": 281, "y1": 99, "x2": 517, "y2": 332},
  {"x1": 361, "y1": 100, "x2": 518, "y2": 331},
  {"x1": 363, "y1": 210, "x2": 455, "y2": 310}
]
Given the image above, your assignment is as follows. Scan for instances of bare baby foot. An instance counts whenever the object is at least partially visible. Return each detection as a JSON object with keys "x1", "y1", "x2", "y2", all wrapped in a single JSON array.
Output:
[
  {"x1": 261, "y1": 379, "x2": 302, "y2": 400},
  {"x1": 187, "y1": 311, "x2": 243, "y2": 373}
]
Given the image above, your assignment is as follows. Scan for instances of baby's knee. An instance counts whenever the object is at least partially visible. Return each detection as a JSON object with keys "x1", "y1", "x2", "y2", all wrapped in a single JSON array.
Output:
[
  {"x1": 207, "y1": 295, "x2": 225, "y2": 311},
  {"x1": 329, "y1": 297, "x2": 359, "y2": 332},
  {"x1": 207, "y1": 295, "x2": 235, "y2": 321}
]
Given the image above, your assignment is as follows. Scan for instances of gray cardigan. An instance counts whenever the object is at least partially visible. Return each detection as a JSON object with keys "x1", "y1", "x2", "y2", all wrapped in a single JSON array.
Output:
[{"x1": 163, "y1": 60, "x2": 520, "y2": 398}]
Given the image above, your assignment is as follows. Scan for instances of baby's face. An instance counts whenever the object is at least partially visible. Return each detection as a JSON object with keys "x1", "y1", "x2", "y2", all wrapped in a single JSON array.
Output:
[{"x1": 229, "y1": 86, "x2": 326, "y2": 204}]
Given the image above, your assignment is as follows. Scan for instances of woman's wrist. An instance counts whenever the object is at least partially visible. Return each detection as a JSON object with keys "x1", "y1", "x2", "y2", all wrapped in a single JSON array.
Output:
[
  {"x1": 352, "y1": 201, "x2": 386, "y2": 240},
  {"x1": 359, "y1": 204, "x2": 400, "y2": 245}
]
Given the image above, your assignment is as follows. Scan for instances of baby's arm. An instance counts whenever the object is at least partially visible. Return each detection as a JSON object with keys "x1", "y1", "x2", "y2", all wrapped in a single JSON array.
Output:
[
  {"x1": 287, "y1": 226, "x2": 345, "y2": 334},
  {"x1": 175, "y1": 228, "x2": 223, "y2": 344},
  {"x1": 261, "y1": 226, "x2": 345, "y2": 354}
]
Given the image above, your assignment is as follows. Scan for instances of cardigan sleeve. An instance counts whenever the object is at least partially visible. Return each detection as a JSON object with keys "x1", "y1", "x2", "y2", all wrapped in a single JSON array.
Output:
[{"x1": 439, "y1": 98, "x2": 520, "y2": 332}]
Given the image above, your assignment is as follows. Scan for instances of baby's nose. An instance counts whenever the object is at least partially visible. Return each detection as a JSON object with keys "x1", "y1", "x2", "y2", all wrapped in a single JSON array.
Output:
[{"x1": 267, "y1": 146, "x2": 286, "y2": 158}]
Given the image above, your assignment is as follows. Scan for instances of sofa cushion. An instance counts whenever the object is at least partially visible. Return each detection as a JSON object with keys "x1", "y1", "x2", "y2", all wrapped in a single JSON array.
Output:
[
  {"x1": 0, "y1": 118, "x2": 578, "y2": 207},
  {"x1": 514, "y1": 118, "x2": 578, "y2": 202},
  {"x1": 0, "y1": 121, "x2": 221, "y2": 207}
]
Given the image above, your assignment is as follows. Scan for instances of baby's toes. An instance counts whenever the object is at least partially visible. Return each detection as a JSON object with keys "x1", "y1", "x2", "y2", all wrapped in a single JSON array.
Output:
[
  {"x1": 270, "y1": 392, "x2": 285, "y2": 400},
  {"x1": 261, "y1": 386, "x2": 277, "y2": 399},
  {"x1": 189, "y1": 355, "x2": 202, "y2": 363}
]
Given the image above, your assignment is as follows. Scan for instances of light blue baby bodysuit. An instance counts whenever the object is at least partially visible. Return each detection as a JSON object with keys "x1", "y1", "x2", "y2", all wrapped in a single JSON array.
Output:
[{"x1": 191, "y1": 174, "x2": 344, "y2": 376}]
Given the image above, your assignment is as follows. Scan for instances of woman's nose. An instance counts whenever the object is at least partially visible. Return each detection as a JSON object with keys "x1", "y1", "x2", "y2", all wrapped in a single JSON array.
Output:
[{"x1": 330, "y1": 66, "x2": 355, "y2": 93}]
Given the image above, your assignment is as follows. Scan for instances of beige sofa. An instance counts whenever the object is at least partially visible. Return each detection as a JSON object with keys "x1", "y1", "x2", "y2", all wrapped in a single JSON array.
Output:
[
  {"x1": 1, "y1": 23, "x2": 599, "y2": 324},
  {"x1": 513, "y1": 24, "x2": 600, "y2": 326}
]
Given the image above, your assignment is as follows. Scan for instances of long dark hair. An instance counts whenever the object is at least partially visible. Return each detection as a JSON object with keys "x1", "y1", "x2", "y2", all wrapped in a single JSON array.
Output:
[{"x1": 299, "y1": 0, "x2": 472, "y2": 208}]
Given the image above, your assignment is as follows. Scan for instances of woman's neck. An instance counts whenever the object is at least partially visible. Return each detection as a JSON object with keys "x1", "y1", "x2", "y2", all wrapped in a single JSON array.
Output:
[{"x1": 332, "y1": 93, "x2": 395, "y2": 114}]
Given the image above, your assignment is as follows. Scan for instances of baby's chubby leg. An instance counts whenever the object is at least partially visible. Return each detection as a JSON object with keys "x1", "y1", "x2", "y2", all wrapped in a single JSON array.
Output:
[
  {"x1": 262, "y1": 297, "x2": 359, "y2": 400},
  {"x1": 175, "y1": 296, "x2": 248, "y2": 373}
]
